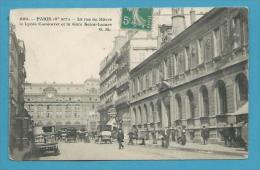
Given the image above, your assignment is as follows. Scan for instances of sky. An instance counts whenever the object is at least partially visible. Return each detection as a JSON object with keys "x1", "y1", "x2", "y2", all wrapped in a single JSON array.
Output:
[
  {"x1": 11, "y1": 8, "x2": 122, "y2": 84},
  {"x1": 10, "y1": 8, "x2": 212, "y2": 84}
]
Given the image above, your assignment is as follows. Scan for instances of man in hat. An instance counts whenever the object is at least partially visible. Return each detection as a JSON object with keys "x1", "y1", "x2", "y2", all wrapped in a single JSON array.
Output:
[
  {"x1": 222, "y1": 124, "x2": 230, "y2": 146},
  {"x1": 201, "y1": 126, "x2": 209, "y2": 145},
  {"x1": 117, "y1": 129, "x2": 124, "y2": 149}
]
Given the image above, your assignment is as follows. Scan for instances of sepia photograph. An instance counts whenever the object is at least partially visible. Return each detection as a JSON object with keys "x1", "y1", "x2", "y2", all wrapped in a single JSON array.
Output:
[{"x1": 9, "y1": 7, "x2": 248, "y2": 160}]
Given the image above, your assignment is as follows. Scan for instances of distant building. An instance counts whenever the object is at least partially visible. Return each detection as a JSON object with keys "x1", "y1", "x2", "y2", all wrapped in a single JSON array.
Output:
[
  {"x1": 129, "y1": 8, "x2": 248, "y2": 144},
  {"x1": 9, "y1": 24, "x2": 30, "y2": 153},
  {"x1": 24, "y1": 78, "x2": 100, "y2": 130}
]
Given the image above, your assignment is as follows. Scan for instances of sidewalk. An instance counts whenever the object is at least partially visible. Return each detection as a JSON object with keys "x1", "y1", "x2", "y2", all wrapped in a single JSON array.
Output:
[
  {"x1": 10, "y1": 144, "x2": 32, "y2": 160},
  {"x1": 140, "y1": 140, "x2": 248, "y2": 157}
]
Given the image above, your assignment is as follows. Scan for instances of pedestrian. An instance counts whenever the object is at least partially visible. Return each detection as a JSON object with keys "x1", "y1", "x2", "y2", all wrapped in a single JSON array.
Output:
[
  {"x1": 201, "y1": 126, "x2": 209, "y2": 145},
  {"x1": 128, "y1": 132, "x2": 134, "y2": 145},
  {"x1": 160, "y1": 131, "x2": 165, "y2": 148},
  {"x1": 241, "y1": 121, "x2": 248, "y2": 151},
  {"x1": 134, "y1": 128, "x2": 138, "y2": 144},
  {"x1": 139, "y1": 131, "x2": 146, "y2": 145},
  {"x1": 222, "y1": 124, "x2": 230, "y2": 146},
  {"x1": 165, "y1": 128, "x2": 171, "y2": 148},
  {"x1": 171, "y1": 128, "x2": 176, "y2": 142},
  {"x1": 229, "y1": 123, "x2": 236, "y2": 147},
  {"x1": 117, "y1": 129, "x2": 124, "y2": 149},
  {"x1": 151, "y1": 129, "x2": 157, "y2": 144}
]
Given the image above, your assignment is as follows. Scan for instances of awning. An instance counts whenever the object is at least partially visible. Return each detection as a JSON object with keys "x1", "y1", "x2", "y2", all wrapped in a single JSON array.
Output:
[
  {"x1": 235, "y1": 102, "x2": 248, "y2": 115},
  {"x1": 106, "y1": 118, "x2": 117, "y2": 127}
]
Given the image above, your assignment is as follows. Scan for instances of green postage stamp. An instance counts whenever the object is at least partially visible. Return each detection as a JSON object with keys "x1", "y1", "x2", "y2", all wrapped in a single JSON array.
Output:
[{"x1": 120, "y1": 8, "x2": 153, "y2": 31}]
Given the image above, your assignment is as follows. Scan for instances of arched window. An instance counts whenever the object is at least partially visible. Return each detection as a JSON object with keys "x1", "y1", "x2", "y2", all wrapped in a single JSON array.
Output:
[
  {"x1": 137, "y1": 77, "x2": 141, "y2": 93},
  {"x1": 186, "y1": 90, "x2": 195, "y2": 118},
  {"x1": 200, "y1": 86, "x2": 209, "y2": 117},
  {"x1": 215, "y1": 80, "x2": 227, "y2": 114},
  {"x1": 175, "y1": 94, "x2": 182, "y2": 119},
  {"x1": 135, "y1": 78, "x2": 138, "y2": 93},
  {"x1": 144, "y1": 104, "x2": 148, "y2": 123},
  {"x1": 150, "y1": 102, "x2": 155, "y2": 122},
  {"x1": 235, "y1": 73, "x2": 248, "y2": 108},
  {"x1": 157, "y1": 100, "x2": 162, "y2": 128},
  {"x1": 173, "y1": 54, "x2": 178, "y2": 75},
  {"x1": 138, "y1": 106, "x2": 143, "y2": 124},
  {"x1": 163, "y1": 58, "x2": 168, "y2": 80}
]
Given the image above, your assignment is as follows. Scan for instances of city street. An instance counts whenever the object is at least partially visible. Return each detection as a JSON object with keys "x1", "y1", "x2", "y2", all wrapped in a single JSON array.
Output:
[{"x1": 37, "y1": 141, "x2": 245, "y2": 160}]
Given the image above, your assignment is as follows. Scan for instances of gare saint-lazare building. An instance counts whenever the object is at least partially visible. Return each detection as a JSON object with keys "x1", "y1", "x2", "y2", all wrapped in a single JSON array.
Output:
[
  {"x1": 24, "y1": 77, "x2": 100, "y2": 130},
  {"x1": 129, "y1": 8, "x2": 248, "y2": 144}
]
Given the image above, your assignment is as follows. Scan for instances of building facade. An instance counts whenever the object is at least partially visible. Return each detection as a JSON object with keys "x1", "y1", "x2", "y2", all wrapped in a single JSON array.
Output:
[
  {"x1": 97, "y1": 8, "x2": 208, "y2": 134},
  {"x1": 9, "y1": 24, "x2": 30, "y2": 153},
  {"x1": 129, "y1": 8, "x2": 248, "y2": 144},
  {"x1": 97, "y1": 13, "x2": 169, "y2": 133},
  {"x1": 24, "y1": 77, "x2": 100, "y2": 130}
]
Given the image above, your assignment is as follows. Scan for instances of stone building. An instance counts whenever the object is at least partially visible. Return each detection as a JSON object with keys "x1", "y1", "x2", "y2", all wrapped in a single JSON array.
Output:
[
  {"x1": 9, "y1": 24, "x2": 30, "y2": 153},
  {"x1": 24, "y1": 77, "x2": 99, "y2": 130},
  {"x1": 129, "y1": 8, "x2": 248, "y2": 144},
  {"x1": 97, "y1": 10, "x2": 176, "y2": 133}
]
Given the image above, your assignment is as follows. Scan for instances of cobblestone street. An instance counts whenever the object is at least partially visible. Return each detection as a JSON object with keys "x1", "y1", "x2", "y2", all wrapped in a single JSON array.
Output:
[{"x1": 37, "y1": 141, "x2": 246, "y2": 160}]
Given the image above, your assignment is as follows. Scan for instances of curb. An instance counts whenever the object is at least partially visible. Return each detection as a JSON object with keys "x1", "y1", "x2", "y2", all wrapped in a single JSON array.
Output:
[{"x1": 142, "y1": 143, "x2": 248, "y2": 157}]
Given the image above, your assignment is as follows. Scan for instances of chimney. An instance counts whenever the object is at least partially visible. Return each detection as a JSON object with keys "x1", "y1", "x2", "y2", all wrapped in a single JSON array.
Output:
[
  {"x1": 171, "y1": 8, "x2": 186, "y2": 38},
  {"x1": 190, "y1": 8, "x2": 196, "y2": 24}
]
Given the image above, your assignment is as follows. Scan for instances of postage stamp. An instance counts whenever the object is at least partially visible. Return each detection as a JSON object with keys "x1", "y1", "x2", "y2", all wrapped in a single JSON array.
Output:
[{"x1": 120, "y1": 8, "x2": 153, "y2": 31}]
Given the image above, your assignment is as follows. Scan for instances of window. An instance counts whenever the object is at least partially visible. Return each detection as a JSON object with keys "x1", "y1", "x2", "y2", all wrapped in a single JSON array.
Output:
[
  {"x1": 143, "y1": 74, "x2": 146, "y2": 90},
  {"x1": 184, "y1": 46, "x2": 190, "y2": 70},
  {"x1": 177, "y1": 52, "x2": 185, "y2": 73},
  {"x1": 197, "y1": 39, "x2": 204, "y2": 64},
  {"x1": 163, "y1": 59, "x2": 168, "y2": 79},
  {"x1": 235, "y1": 73, "x2": 248, "y2": 108},
  {"x1": 149, "y1": 71, "x2": 152, "y2": 87},
  {"x1": 173, "y1": 54, "x2": 177, "y2": 75},
  {"x1": 135, "y1": 78, "x2": 138, "y2": 93},
  {"x1": 152, "y1": 68, "x2": 157, "y2": 85},
  {"x1": 215, "y1": 80, "x2": 227, "y2": 114},
  {"x1": 200, "y1": 86, "x2": 209, "y2": 117},
  {"x1": 186, "y1": 90, "x2": 195, "y2": 118},
  {"x1": 175, "y1": 94, "x2": 182, "y2": 120},
  {"x1": 137, "y1": 77, "x2": 141, "y2": 93},
  {"x1": 232, "y1": 16, "x2": 242, "y2": 49},
  {"x1": 145, "y1": 73, "x2": 150, "y2": 89},
  {"x1": 213, "y1": 27, "x2": 221, "y2": 57}
]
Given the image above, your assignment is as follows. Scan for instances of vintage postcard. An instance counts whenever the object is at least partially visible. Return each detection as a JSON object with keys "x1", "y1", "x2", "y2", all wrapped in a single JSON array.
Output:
[{"x1": 9, "y1": 8, "x2": 248, "y2": 160}]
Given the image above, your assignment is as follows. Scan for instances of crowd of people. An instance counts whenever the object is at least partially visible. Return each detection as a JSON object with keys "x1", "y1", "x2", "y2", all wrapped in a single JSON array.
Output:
[{"x1": 116, "y1": 122, "x2": 248, "y2": 151}]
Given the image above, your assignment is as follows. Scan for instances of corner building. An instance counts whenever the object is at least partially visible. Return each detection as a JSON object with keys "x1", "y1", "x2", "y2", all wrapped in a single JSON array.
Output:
[
  {"x1": 9, "y1": 25, "x2": 31, "y2": 152},
  {"x1": 129, "y1": 8, "x2": 248, "y2": 144}
]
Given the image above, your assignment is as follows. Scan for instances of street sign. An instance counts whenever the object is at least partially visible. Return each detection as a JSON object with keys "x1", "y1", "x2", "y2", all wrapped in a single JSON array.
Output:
[{"x1": 121, "y1": 8, "x2": 153, "y2": 31}]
